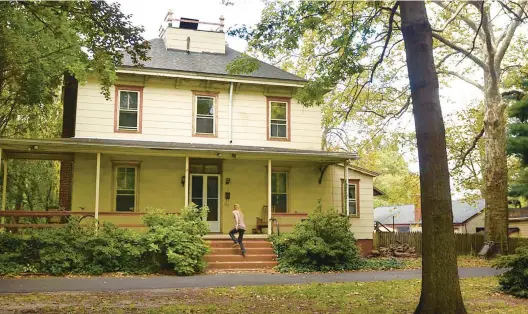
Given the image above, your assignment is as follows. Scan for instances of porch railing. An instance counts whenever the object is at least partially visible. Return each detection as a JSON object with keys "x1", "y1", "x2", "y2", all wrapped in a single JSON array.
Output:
[{"x1": 0, "y1": 210, "x2": 146, "y2": 228}]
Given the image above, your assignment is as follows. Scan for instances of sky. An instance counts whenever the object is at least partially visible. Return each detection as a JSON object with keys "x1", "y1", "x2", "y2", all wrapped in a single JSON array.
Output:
[{"x1": 116, "y1": 0, "x2": 484, "y2": 181}]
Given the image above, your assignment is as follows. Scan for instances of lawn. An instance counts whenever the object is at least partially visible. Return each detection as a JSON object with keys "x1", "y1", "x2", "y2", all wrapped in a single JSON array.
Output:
[{"x1": 0, "y1": 277, "x2": 525, "y2": 313}]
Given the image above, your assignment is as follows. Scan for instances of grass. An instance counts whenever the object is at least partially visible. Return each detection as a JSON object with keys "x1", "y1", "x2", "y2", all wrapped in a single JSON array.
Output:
[
  {"x1": 0, "y1": 277, "x2": 525, "y2": 313},
  {"x1": 398, "y1": 255, "x2": 493, "y2": 270}
]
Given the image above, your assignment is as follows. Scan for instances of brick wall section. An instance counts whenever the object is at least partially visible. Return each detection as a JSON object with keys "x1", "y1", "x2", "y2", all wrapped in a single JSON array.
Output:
[
  {"x1": 59, "y1": 73, "x2": 78, "y2": 210},
  {"x1": 59, "y1": 161, "x2": 73, "y2": 210}
]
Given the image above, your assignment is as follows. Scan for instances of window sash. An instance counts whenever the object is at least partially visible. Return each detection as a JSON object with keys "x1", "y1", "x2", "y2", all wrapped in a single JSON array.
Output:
[
  {"x1": 118, "y1": 90, "x2": 140, "y2": 130},
  {"x1": 269, "y1": 101, "x2": 288, "y2": 138},
  {"x1": 346, "y1": 183, "x2": 358, "y2": 216},
  {"x1": 115, "y1": 166, "x2": 137, "y2": 212},
  {"x1": 195, "y1": 96, "x2": 215, "y2": 134},
  {"x1": 271, "y1": 172, "x2": 288, "y2": 212}
]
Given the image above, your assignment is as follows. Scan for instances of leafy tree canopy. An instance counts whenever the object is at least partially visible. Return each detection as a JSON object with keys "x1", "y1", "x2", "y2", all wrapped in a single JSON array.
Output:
[
  {"x1": 507, "y1": 79, "x2": 528, "y2": 198},
  {"x1": 0, "y1": 0, "x2": 150, "y2": 136}
]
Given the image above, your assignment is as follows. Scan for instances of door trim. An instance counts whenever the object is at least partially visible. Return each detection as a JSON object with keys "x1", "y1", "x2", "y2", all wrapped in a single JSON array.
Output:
[{"x1": 189, "y1": 174, "x2": 221, "y2": 232}]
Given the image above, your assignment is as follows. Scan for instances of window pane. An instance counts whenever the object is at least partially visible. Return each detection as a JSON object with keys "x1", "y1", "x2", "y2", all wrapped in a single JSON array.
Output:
[
  {"x1": 207, "y1": 198, "x2": 218, "y2": 221},
  {"x1": 270, "y1": 124, "x2": 278, "y2": 137},
  {"x1": 116, "y1": 195, "x2": 135, "y2": 212},
  {"x1": 125, "y1": 168, "x2": 135, "y2": 190},
  {"x1": 207, "y1": 176, "x2": 218, "y2": 198},
  {"x1": 272, "y1": 194, "x2": 287, "y2": 213},
  {"x1": 271, "y1": 102, "x2": 286, "y2": 119},
  {"x1": 277, "y1": 173, "x2": 287, "y2": 193},
  {"x1": 191, "y1": 176, "x2": 203, "y2": 199},
  {"x1": 196, "y1": 117, "x2": 214, "y2": 134},
  {"x1": 197, "y1": 97, "x2": 214, "y2": 115},
  {"x1": 277, "y1": 125, "x2": 287, "y2": 138},
  {"x1": 348, "y1": 185, "x2": 356, "y2": 201},
  {"x1": 272, "y1": 172, "x2": 287, "y2": 193},
  {"x1": 117, "y1": 168, "x2": 126, "y2": 189},
  {"x1": 120, "y1": 91, "x2": 138, "y2": 110},
  {"x1": 119, "y1": 111, "x2": 138, "y2": 129},
  {"x1": 349, "y1": 201, "x2": 357, "y2": 215}
]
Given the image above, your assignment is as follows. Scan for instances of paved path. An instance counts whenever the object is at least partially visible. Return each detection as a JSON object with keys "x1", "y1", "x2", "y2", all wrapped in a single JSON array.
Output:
[{"x1": 0, "y1": 267, "x2": 503, "y2": 294}]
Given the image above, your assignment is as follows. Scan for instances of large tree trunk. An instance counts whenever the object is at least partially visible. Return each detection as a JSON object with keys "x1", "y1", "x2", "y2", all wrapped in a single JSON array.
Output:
[
  {"x1": 483, "y1": 73, "x2": 509, "y2": 253},
  {"x1": 399, "y1": 2, "x2": 466, "y2": 313}
]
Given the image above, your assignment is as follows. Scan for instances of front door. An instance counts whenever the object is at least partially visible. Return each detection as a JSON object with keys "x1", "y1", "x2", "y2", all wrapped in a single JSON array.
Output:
[{"x1": 190, "y1": 174, "x2": 220, "y2": 232}]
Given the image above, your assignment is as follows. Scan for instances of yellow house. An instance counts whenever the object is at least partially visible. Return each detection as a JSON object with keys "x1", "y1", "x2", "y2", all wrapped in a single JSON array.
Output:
[{"x1": 0, "y1": 15, "x2": 377, "y2": 254}]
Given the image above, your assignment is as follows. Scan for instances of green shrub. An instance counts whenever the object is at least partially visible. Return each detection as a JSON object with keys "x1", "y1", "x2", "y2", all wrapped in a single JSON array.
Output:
[
  {"x1": 143, "y1": 205, "x2": 210, "y2": 275},
  {"x1": 270, "y1": 210, "x2": 362, "y2": 272},
  {"x1": 494, "y1": 246, "x2": 528, "y2": 298},
  {"x1": 0, "y1": 205, "x2": 210, "y2": 276},
  {"x1": 359, "y1": 258, "x2": 404, "y2": 270}
]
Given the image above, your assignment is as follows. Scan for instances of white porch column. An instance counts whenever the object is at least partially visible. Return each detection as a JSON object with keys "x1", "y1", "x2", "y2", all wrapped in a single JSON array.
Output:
[
  {"x1": 267, "y1": 159, "x2": 272, "y2": 234},
  {"x1": 184, "y1": 156, "x2": 189, "y2": 206},
  {"x1": 94, "y1": 152, "x2": 101, "y2": 230},
  {"x1": 344, "y1": 160, "x2": 349, "y2": 215}
]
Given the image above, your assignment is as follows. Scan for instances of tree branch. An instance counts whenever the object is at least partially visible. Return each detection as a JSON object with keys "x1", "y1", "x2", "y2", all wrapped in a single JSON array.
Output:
[
  {"x1": 369, "y1": 2, "x2": 399, "y2": 83},
  {"x1": 502, "y1": 89, "x2": 525, "y2": 100},
  {"x1": 432, "y1": 2, "x2": 469, "y2": 32},
  {"x1": 432, "y1": 33, "x2": 488, "y2": 70},
  {"x1": 432, "y1": 1, "x2": 486, "y2": 42},
  {"x1": 496, "y1": 1, "x2": 528, "y2": 66},
  {"x1": 438, "y1": 71, "x2": 484, "y2": 91},
  {"x1": 452, "y1": 128, "x2": 484, "y2": 172}
]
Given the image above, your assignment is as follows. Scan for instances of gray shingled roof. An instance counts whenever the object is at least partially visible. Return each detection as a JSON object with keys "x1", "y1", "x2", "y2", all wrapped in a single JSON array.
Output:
[
  {"x1": 121, "y1": 38, "x2": 306, "y2": 82},
  {"x1": 374, "y1": 199, "x2": 485, "y2": 225}
]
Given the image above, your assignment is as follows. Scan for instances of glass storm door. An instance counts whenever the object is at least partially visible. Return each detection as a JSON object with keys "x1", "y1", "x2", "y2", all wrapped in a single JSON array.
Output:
[{"x1": 190, "y1": 174, "x2": 220, "y2": 232}]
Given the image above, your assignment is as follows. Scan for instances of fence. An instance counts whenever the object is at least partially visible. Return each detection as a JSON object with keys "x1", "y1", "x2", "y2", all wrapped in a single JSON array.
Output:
[{"x1": 374, "y1": 231, "x2": 528, "y2": 256}]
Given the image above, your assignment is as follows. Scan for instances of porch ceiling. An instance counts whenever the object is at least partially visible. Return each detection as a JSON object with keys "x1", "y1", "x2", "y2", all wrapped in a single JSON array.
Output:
[{"x1": 0, "y1": 138, "x2": 357, "y2": 162}]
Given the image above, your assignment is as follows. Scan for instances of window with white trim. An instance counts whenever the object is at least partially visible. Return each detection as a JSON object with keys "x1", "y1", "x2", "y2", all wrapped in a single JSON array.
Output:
[
  {"x1": 271, "y1": 172, "x2": 288, "y2": 213},
  {"x1": 115, "y1": 166, "x2": 138, "y2": 212},
  {"x1": 269, "y1": 101, "x2": 288, "y2": 139},
  {"x1": 348, "y1": 183, "x2": 358, "y2": 216},
  {"x1": 195, "y1": 95, "x2": 215, "y2": 135},
  {"x1": 117, "y1": 90, "x2": 140, "y2": 130}
]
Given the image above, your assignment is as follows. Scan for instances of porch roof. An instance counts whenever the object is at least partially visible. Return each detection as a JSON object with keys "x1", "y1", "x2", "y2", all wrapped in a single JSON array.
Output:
[{"x1": 0, "y1": 138, "x2": 358, "y2": 162}]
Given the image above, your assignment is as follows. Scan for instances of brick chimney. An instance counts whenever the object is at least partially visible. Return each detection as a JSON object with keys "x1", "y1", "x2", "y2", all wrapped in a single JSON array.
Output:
[
  {"x1": 413, "y1": 194, "x2": 421, "y2": 223},
  {"x1": 58, "y1": 72, "x2": 77, "y2": 211}
]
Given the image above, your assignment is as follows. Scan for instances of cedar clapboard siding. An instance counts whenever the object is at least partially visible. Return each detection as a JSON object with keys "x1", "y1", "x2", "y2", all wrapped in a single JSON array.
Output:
[{"x1": 75, "y1": 77, "x2": 322, "y2": 150}]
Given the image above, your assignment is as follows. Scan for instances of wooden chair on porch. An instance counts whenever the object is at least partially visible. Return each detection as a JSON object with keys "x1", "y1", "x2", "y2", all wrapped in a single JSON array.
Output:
[{"x1": 255, "y1": 205, "x2": 268, "y2": 234}]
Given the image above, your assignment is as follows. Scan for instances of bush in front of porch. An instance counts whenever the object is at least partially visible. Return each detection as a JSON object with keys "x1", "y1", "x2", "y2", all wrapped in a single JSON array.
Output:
[
  {"x1": 270, "y1": 210, "x2": 363, "y2": 272},
  {"x1": 0, "y1": 205, "x2": 210, "y2": 276}
]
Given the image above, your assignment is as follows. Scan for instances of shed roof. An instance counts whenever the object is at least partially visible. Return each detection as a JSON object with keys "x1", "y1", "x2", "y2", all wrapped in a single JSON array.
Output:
[
  {"x1": 122, "y1": 38, "x2": 305, "y2": 83},
  {"x1": 374, "y1": 199, "x2": 485, "y2": 225}
]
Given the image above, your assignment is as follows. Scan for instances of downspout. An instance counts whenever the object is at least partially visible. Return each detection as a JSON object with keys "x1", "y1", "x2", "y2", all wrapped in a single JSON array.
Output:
[{"x1": 228, "y1": 82, "x2": 234, "y2": 144}]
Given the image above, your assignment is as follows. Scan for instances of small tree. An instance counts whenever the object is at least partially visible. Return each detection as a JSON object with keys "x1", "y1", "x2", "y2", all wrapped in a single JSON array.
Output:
[{"x1": 507, "y1": 79, "x2": 528, "y2": 198}]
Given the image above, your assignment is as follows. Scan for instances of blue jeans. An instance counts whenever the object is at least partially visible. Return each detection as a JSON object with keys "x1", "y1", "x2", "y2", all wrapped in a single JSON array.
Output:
[{"x1": 229, "y1": 228, "x2": 246, "y2": 253}]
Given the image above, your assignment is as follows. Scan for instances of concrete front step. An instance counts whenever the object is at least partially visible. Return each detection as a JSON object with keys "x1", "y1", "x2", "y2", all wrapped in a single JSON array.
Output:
[
  {"x1": 209, "y1": 247, "x2": 275, "y2": 255},
  {"x1": 207, "y1": 240, "x2": 272, "y2": 249},
  {"x1": 205, "y1": 254, "x2": 277, "y2": 262},
  {"x1": 207, "y1": 261, "x2": 278, "y2": 270}
]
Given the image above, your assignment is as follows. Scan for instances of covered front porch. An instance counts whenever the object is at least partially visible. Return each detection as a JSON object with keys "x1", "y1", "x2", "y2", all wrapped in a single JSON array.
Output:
[{"x1": 0, "y1": 138, "x2": 357, "y2": 234}]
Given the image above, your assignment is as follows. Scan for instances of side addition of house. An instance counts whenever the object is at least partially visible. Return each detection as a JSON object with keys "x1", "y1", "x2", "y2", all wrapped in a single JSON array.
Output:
[{"x1": 0, "y1": 14, "x2": 378, "y2": 254}]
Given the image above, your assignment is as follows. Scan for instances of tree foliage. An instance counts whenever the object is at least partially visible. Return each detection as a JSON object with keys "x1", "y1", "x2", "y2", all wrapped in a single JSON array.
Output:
[
  {"x1": 507, "y1": 79, "x2": 528, "y2": 198},
  {"x1": 0, "y1": 0, "x2": 150, "y2": 136}
]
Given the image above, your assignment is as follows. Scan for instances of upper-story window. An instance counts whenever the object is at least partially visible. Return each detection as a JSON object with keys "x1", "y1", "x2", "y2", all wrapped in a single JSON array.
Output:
[
  {"x1": 193, "y1": 92, "x2": 218, "y2": 137},
  {"x1": 115, "y1": 86, "x2": 143, "y2": 133},
  {"x1": 267, "y1": 97, "x2": 290, "y2": 141},
  {"x1": 342, "y1": 179, "x2": 360, "y2": 217}
]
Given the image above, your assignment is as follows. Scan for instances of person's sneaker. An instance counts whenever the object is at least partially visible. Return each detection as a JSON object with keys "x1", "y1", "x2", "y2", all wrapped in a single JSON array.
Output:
[
  {"x1": 241, "y1": 250, "x2": 246, "y2": 257},
  {"x1": 233, "y1": 241, "x2": 239, "y2": 247}
]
